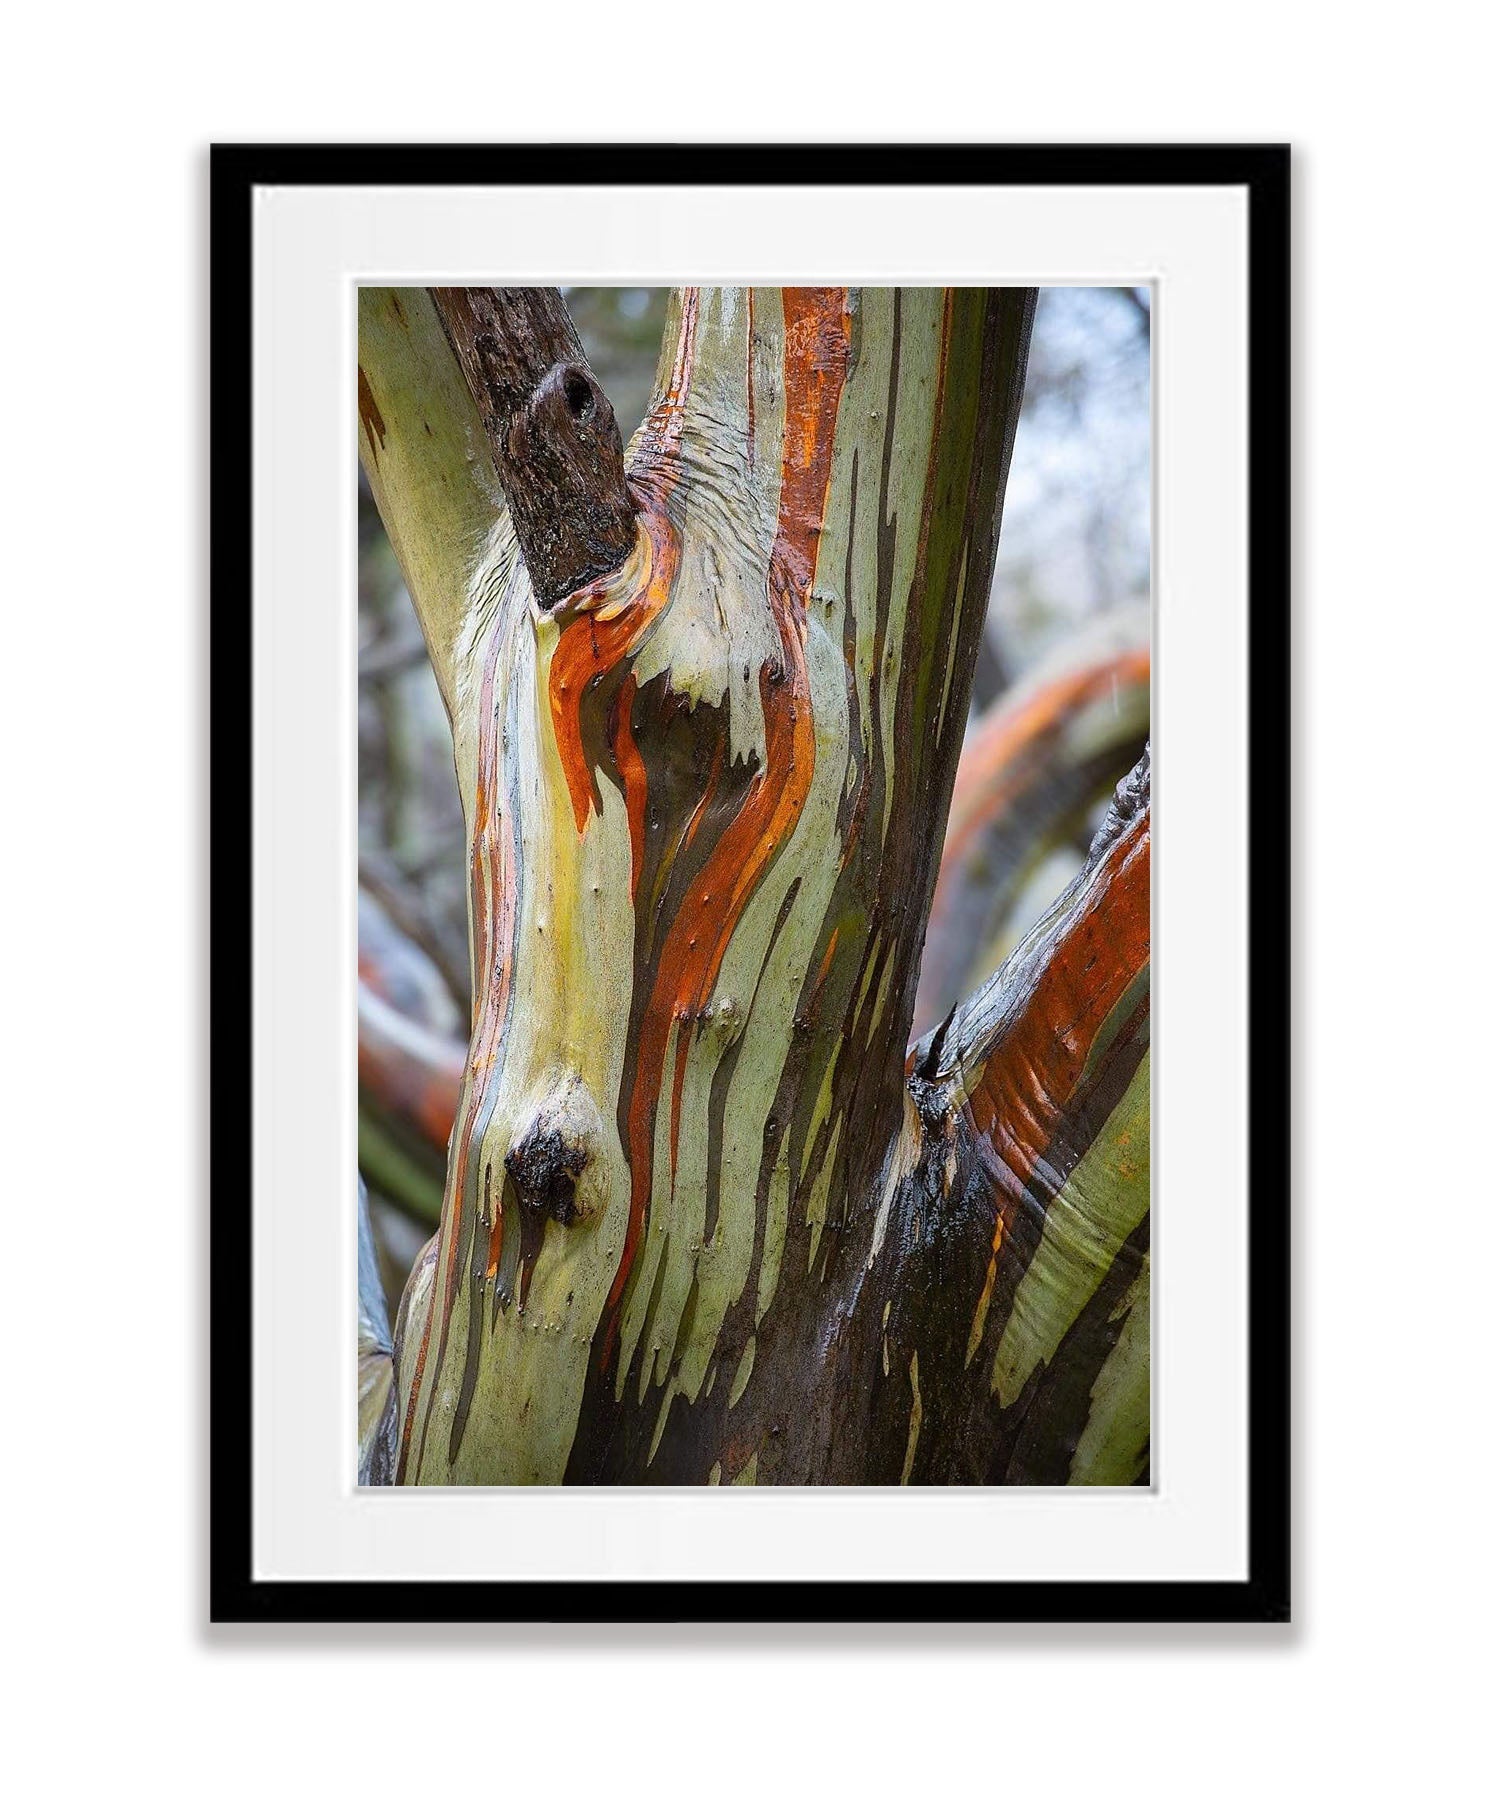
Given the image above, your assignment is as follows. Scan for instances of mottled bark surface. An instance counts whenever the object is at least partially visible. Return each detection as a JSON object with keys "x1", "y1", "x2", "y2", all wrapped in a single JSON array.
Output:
[{"x1": 357, "y1": 286, "x2": 1150, "y2": 1487}]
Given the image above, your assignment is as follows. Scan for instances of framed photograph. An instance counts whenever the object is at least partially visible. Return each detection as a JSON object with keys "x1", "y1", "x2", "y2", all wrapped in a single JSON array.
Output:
[{"x1": 212, "y1": 143, "x2": 1289, "y2": 1622}]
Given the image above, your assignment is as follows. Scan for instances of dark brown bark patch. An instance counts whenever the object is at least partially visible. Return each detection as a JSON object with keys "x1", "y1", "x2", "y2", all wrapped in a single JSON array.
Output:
[
  {"x1": 429, "y1": 287, "x2": 638, "y2": 608},
  {"x1": 505, "y1": 1127, "x2": 587, "y2": 1227}
]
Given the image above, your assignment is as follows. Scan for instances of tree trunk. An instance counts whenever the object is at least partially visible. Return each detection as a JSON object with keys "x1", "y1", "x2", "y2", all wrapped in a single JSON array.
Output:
[{"x1": 357, "y1": 285, "x2": 1150, "y2": 1486}]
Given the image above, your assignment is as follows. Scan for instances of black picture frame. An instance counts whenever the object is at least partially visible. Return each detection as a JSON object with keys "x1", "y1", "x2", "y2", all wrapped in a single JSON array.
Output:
[{"x1": 210, "y1": 142, "x2": 1290, "y2": 1626}]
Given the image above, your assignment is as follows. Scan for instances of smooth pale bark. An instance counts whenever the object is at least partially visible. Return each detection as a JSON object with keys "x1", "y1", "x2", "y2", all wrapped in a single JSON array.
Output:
[
  {"x1": 359, "y1": 286, "x2": 1151, "y2": 1487},
  {"x1": 357, "y1": 288, "x2": 503, "y2": 717}
]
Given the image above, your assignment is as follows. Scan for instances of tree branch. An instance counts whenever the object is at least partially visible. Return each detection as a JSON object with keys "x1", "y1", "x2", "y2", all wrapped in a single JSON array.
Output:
[
  {"x1": 428, "y1": 287, "x2": 638, "y2": 609},
  {"x1": 913, "y1": 642, "x2": 1150, "y2": 1037},
  {"x1": 934, "y1": 745, "x2": 1149, "y2": 1175},
  {"x1": 357, "y1": 288, "x2": 503, "y2": 716},
  {"x1": 885, "y1": 747, "x2": 1151, "y2": 1481}
]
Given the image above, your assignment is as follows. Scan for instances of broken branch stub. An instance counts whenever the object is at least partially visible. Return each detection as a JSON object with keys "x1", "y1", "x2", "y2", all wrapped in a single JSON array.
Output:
[{"x1": 429, "y1": 287, "x2": 639, "y2": 608}]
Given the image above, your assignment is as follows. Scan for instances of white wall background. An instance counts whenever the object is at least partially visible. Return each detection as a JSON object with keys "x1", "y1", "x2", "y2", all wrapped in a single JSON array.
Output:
[{"x1": 4, "y1": 6, "x2": 1494, "y2": 1795}]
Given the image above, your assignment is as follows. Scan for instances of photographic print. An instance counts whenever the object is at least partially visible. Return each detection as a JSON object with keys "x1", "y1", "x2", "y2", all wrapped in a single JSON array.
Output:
[
  {"x1": 356, "y1": 283, "x2": 1151, "y2": 1488},
  {"x1": 218, "y1": 145, "x2": 1287, "y2": 1619}
]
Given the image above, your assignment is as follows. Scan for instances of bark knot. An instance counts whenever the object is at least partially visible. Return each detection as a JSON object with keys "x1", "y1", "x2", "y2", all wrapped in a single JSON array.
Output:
[
  {"x1": 506, "y1": 1128, "x2": 589, "y2": 1226},
  {"x1": 428, "y1": 288, "x2": 639, "y2": 610}
]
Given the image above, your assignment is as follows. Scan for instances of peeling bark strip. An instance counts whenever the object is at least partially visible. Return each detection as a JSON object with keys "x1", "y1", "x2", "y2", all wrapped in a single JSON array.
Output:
[
  {"x1": 429, "y1": 288, "x2": 638, "y2": 608},
  {"x1": 360, "y1": 286, "x2": 1149, "y2": 1487}
]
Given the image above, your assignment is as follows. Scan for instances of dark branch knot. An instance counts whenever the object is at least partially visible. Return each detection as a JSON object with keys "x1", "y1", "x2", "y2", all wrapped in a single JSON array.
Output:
[
  {"x1": 428, "y1": 288, "x2": 640, "y2": 611},
  {"x1": 511, "y1": 361, "x2": 609, "y2": 458},
  {"x1": 506, "y1": 1127, "x2": 589, "y2": 1227}
]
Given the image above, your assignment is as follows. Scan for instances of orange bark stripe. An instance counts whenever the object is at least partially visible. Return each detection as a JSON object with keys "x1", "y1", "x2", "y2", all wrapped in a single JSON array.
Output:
[
  {"x1": 548, "y1": 498, "x2": 681, "y2": 837},
  {"x1": 602, "y1": 289, "x2": 852, "y2": 1337},
  {"x1": 547, "y1": 290, "x2": 701, "y2": 838},
  {"x1": 963, "y1": 807, "x2": 1150, "y2": 1213}
]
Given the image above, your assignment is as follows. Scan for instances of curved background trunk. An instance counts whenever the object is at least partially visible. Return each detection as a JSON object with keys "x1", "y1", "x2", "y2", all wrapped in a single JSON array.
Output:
[{"x1": 914, "y1": 641, "x2": 1150, "y2": 1037}]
